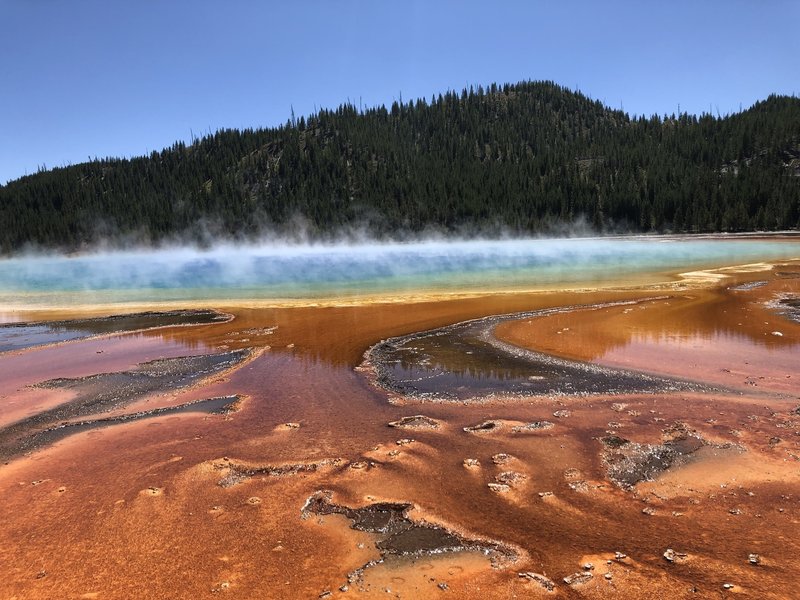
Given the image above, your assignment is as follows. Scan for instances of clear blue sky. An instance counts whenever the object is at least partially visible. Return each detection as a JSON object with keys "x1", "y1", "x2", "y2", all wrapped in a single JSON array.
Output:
[{"x1": 1, "y1": 0, "x2": 798, "y2": 185}]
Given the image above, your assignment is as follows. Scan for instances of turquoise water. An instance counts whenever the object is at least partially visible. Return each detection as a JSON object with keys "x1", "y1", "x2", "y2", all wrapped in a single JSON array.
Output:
[{"x1": 0, "y1": 237, "x2": 798, "y2": 306}]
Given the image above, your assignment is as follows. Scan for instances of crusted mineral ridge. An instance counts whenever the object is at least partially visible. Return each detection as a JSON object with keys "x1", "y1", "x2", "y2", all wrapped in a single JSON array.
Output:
[
  {"x1": 21, "y1": 395, "x2": 241, "y2": 457},
  {"x1": 512, "y1": 420, "x2": 555, "y2": 432},
  {"x1": 302, "y1": 491, "x2": 515, "y2": 588},
  {"x1": 775, "y1": 296, "x2": 800, "y2": 323},
  {"x1": 519, "y1": 571, "x2": 556, "y2": 592},
  {"x1": 364, "y1": 298, "x2": 725, "y2": 402},
  {"x1": 0, "y1": 349, "x2": 250, "y2": 460},
  {"x1": 0, "y1": 309, "x2": 231, "y2": 354},
  {"x1": 463, "y1": 420, "x2": 502, "y2": 433},
  {"x1": 387, "y1": 415, "x2": 440, "y2": 429},
  {"x1": 215, "y1": 458, "x2": 343, "y2": 488},
  {"x1": 728, "y1": 280, "x2": 768, "y2": 291}
]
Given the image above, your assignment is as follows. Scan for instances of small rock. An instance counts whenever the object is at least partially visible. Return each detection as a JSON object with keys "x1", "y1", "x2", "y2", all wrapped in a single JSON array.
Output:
[
  {"x1": 538, "y1": 491, "x2": 554, "y2": 498},
  {"x1": 614, "y1": 552, "x2": 627, "y2": 560},
  {"x1": 604, "y1": 572, "x2": 613, "y2": 580},
  {"x1": 339, "y1": 584, "x2": 350, "y2": 592},
  {"x1": 319, "y1": 591, "x2": 332, "y2": 599},
  {"x1": 492, "y1": 453, "x2": 512, "y2": 465},
  {"x1": 663, "y1": 548, "x2": 688, "y2": 563},
  {"x1": 563, "y1": 572, "x2": 593, "y2": 586},
  {"x1": 437, "y1": 582, "x2": 449, "y2": 591},
  {"x1": 722, "y1": 583, "x2": 735, "y2": 590},
  {"x1": 642, "y1": 507, "x2": 656, "y2": 516},
  {"x1": 553, "y1": 410, "x2": 571, "y2": 418},
  {"x1": 487, "y1": 483, "x2": 511, "y2": 493},
  {"x1": 518, "y1": 572, "x2": 556, "y2": 591},
  {"x1": 388, "y1": 415, "x2": 439, "y2": 429},
  {"x1": 284, "y1": 422, "x2": 301, "y2": 429},
  {"x1": 583, "y1": 562, "x2": 594, "y2": 571},
  {"x1": 495, "y1": 471, "x2": 526, "y2": 485},
  {"x1": 396, "y1": 438, "x2": 414, "y2": 446},
  {"x1": 748, "y1": 553, "x2": 760, "y2": 565},
  {"x1": 349, "y1": 461, "x2": 368, "y2": 470},
  {"x1": 463, "y1": 458, "x2": 480, "y2": 468},
  {"x1": 463, "y1": 420, "x2": 501, "y2": 433},
  {"x1": 568, "y1": 480, "x2": 589, "y2": 492}
]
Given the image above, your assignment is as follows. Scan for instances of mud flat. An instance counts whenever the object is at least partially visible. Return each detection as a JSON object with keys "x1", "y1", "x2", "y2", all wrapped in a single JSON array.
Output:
[
  {"x1": 0, "y1": 349, "x2": 250, "y2": 460},
  {"x1": 0, "y1": 256, "x2": 799, "y2": 598}
]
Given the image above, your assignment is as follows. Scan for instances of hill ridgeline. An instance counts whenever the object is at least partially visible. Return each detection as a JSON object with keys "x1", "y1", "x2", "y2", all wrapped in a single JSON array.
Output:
[{"x1": 1, "y1": 81, "x2": 799, "y2": 253}]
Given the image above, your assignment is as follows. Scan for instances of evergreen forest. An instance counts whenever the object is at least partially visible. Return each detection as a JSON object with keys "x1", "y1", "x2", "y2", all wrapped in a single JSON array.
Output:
[{"x1": 1, "y1": 81, "x2": 799, "y2": 253}]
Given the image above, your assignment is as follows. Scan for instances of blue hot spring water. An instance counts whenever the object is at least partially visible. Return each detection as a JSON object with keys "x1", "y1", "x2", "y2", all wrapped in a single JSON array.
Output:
[{"x1": 0, "y1": 237, "x2": 798, "y2": 305}]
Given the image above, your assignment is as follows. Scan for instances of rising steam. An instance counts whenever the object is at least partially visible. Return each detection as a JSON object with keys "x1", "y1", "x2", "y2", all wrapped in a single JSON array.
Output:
[{"x1": 1, "y1": 235, "x2": 798, "y2": 308}]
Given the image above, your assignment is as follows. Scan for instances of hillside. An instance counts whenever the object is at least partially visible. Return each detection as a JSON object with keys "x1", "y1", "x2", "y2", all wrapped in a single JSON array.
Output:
[{"x1": 1, "y1": 81, "x2": 799, "y2": 252}]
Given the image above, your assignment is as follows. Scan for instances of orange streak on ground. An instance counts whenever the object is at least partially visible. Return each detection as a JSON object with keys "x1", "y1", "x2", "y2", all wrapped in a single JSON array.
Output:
[{"x1": 0, "y1": 265, "x2": 799, "y2": 598}]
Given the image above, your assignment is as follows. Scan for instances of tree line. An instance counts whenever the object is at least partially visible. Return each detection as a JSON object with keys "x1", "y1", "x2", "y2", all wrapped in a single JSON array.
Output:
[{"x1": 1, "y1": 80, "x2": 798, "y2": 253}]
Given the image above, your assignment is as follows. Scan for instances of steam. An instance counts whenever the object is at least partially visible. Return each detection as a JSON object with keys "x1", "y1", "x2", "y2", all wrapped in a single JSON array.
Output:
[{"x1": 1, "y1": 235, "x2": 798, "y2": 305}]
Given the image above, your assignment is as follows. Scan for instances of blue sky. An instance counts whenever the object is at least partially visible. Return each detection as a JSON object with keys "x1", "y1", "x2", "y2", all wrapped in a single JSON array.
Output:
[{"x1": 1, "y1": 0, "x2": 798, "y2": 185}]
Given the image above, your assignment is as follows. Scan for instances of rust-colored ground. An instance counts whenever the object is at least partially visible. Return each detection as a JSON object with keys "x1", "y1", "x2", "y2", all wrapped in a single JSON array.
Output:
[{"x1": 1, "y1": 262, "x2": 799, "y2": 599}]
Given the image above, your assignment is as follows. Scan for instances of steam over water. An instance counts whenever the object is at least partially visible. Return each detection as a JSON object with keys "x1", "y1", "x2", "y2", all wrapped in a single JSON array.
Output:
[{"x1": 0, "y1": 237, "x2": 798, "y2": 305}]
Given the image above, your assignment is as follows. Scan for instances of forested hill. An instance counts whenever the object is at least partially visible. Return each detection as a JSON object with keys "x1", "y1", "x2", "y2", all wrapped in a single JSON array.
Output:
[{"x1": 2, "y1": 81, "x2": 799, "y2": 253}]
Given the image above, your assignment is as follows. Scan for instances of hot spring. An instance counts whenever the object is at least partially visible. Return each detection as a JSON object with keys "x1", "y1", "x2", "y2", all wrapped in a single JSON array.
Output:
[{"x1": 0, "y1": 235, "x2": 798, "y2": 307}]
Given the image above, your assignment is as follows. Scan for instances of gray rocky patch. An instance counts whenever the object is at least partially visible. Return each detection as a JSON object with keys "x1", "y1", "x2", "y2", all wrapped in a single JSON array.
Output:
[
  {"x1": 363, "y1": 299, "x2": 724, "y2": 403},
  {"x1": 301, "y1": 490, "x2": 514, "y2": 590},
  {"x1": 601, "y1": 428, "x2": 739, "y2": 489}
]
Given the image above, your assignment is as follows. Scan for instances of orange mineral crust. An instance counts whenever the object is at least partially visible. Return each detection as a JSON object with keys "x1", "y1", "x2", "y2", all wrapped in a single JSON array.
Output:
[{"x1": 1, "y1": 269, "x2": 799, "y2": 598}]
